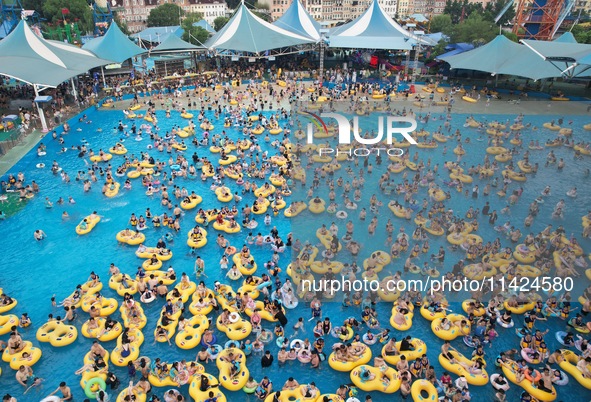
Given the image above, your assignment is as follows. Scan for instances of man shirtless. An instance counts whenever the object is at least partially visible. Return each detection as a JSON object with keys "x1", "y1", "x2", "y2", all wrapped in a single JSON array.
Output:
[{"x1": 48, "y1": 381, "x2": 72, "y2": 400}]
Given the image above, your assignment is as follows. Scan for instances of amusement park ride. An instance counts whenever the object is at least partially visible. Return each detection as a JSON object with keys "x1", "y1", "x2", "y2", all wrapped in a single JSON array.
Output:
[
  {"x1": 0, "y1": 0, "x2": 114, "y2": 41},
  {"x1": 499, "y1": 0, "x2": 575, "y2": 40},
  {"x1": 0, "y1": 0, "x2": 38, "y2": 38},
  {"x1": 92, "y1": 0, "x2": 115, "y2": 36}
]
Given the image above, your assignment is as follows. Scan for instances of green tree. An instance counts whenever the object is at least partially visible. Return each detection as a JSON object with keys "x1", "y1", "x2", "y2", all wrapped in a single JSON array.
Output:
[
  {"x1": 444, "y1": 0, "x2": 483, "y2": 24},
  {"x1": 429, "y1": 14, "x2": 453, "y2": 34},
  {"x1": 183, "y1": 26, "x2": 210, "y2": 46},
  {"x1": 181, "y1": 12, "x2": 209, "y2": 45},
  {"x1": 430, "y1": 40, "x2": 449, "y2": 57},
  {"x1": 213, "y1": 16, "x2": 229, "y2": 31},
  {"x1": 226, "y1": 0, "x2": 241, "y2": 9},
  {"x1": 449, "y1": 12, "x2": 497, "y2": 44},
  {"x1": 502, "y1": 31, "x2": 518, "y2": 42},
  {"x1": 147, "y1": 3, "x2": 185, "y2": 27},
  {"x1": 484, "y1": 0, "x2": 515, "y2": 25},
  {"x1": 252, "y1": 2, "x2": 271, "y2": 22},
  {"x1": 571, "y1": 24, "x2": 591, "y2": 44},
  {"x1": 42, "y1": 0, "x2": 93, "y2": 33}
]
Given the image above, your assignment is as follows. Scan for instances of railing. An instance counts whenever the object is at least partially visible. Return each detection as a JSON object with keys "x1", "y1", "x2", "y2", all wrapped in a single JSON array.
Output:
[{"x1": 0, "y1": 130, "x2": 24, "y2": 156}]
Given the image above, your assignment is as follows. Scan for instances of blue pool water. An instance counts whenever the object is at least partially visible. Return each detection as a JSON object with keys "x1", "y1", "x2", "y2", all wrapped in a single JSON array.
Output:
[{"x1": 0, "y1": 105, "x2": 590, "y2": 401}]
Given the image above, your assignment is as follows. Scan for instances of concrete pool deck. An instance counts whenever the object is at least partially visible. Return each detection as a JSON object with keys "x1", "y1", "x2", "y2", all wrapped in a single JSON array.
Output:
[{"x1": 0, "y1": 83, "x2": 589, "y2": 176}]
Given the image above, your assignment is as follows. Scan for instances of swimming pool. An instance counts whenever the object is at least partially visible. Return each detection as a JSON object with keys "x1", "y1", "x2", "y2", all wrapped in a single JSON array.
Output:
[{"x1": 0, "y1": 105, "x2": 590, "y2": 401}]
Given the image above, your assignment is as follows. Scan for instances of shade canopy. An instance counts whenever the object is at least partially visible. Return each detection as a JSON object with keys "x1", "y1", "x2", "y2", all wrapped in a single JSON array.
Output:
[
  {"x1": 423, "y1": 32, "x2": 448, "y2": 46},
  {"x1": 438, "y1": 43, "x2": 474, "y2": 59},
  {"x1": 273, "y1": 0, "x2": 321, "y2": 41},
  {"x1": 193, "y1": 20, "x2": 216, "y2": 34},
  {"x1": 83, "y1": 22, "x2": 145, "y2": 63},
  {"x1": 133, "y1": 26, "x2": 184, "y2": 43},
  {"x1": 329, "y1": 0, "x2": 426, "y2": 50},
  {"x1": 439, "y1": 35, "x2": 571, "y2": 80},
  {"x1": 0, "y1": 21, "x2": 112, "y2": 87},
  {"x1": 521, "y1": 37, "x2": 591, "y2": 77},
  {"x1": 206, "y1": 4, "x2": 316, "y2": 53},
  {"x1": 408, "y1": 13, "x2": 428, "y2": 22},
  {"x1": 553, "y1": 32, "x2": 577, "y2": 43},
  {"x1": 152, "y1": 33, "x2": 204, "y2": 52}
]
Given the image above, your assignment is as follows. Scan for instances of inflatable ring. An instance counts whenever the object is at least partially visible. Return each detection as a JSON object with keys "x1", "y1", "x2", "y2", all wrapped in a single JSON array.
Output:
[
  {"x1": 411, "y1": 379, "x2": 438, "y2": 401},
  {"x1": 490, "y1": 374, "x2": 510, "y2": 391},
  {"x1": 224, "y1": 340, "x2": 240, "y2": 349},
  {"x1": 208, "y1": 344, "x2": 222, "y2": 359},
  {"x1": 496, "y1": 316, "x2": 514, "y2": 328},
  {"x1": 84, "y1": 376, "x2": 107, "y2": 398},
  {"x1": 229, "y1": 312, "x2": 240, "y2": 323},
  {"x1": 140, "y1": 292, "x2": 156, "y2": 304},
  {"x1": 170, "y1": 164, "x2": 180, "y2": 170},
  {"x1": 336, "y1": 211, "x2": 348, "y2": 219},
  {"x1": 36, "y1": 163, "x2": 45, "y2": 169},
  {"x1": 290, "y1": 338, "x2": 305, "y2": 350},
  {"x1": 362, "y1": 333, "x2": 378, "y2": 345}
]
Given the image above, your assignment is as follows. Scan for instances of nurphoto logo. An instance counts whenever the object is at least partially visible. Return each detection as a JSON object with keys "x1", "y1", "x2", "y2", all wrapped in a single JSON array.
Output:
[{"x1": 304, "y1": 112, "x2": 418, "y2": 157}]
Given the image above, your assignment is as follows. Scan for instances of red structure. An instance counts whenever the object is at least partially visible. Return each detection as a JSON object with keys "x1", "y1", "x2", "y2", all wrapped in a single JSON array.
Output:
[{"x1": 513, "y1": 0, "x2": 564, "y2": 40}]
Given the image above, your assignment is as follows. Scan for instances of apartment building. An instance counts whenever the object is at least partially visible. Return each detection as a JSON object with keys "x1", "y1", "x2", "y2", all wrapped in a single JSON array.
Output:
[
  {"x1": 398, "y1": 0, "x2": 445, "y2": 19},
  {"x1": 188, "y1": 0, "x2": 228, "y2": 24},
  {"x1": 573, "y1": 0, "x2": 591, "y2": 13},
  {"x1": 270, "y1": 0, "x2": 399, "y2": 22},
  {"x1": 118, "y1": 0, "x2": 227, "y2": 33}
]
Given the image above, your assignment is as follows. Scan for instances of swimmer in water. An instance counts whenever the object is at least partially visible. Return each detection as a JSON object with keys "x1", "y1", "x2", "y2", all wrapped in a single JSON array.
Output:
[{"x1": 34, "y1": 229, "x2": 46, "y2": 241}]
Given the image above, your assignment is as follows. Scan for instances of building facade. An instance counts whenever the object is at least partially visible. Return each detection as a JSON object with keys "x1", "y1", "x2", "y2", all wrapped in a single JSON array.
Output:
[
  {"x1": 188, "y1": 0, "x2": 228, "y2": 25},
  {"x1": 270, "y1": 0, "x2": 399, "y2": 22},
  {"x1": 397, "y1": 0, "x2": 445, "y2": 18},
  {"x1": 573, "y1": 0, "x2": 591, "y2": 14},
  {"x1": 118, "y1": 0, "x2": 227, "y2": 33}
]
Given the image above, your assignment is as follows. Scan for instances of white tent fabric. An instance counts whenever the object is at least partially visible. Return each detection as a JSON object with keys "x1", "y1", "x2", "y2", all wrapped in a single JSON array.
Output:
[
  {"x1": 273, "y1": 0, "x2": 321, "y2": 41},
  {"x1": 206, "y1": 4, "x2": 315, "y2": 54},
  {"x1": 152, "y1": 34, "x2": 204, "y2": 52},
  {"x1": 438, "y1": 35, "x2": 580, "y2": 80},
  {"x1": 329, "y1": 0, "x2": 427, "y2": 50},
  {"x1": 0, "y1": 20, "x2": 112, "y2": 87},
  {"x1": 83, "y1": 22, "x2": 145, "y2": 63},
  {"x1": 521, "y1": 38, "x2": 591, "y2": 77}
]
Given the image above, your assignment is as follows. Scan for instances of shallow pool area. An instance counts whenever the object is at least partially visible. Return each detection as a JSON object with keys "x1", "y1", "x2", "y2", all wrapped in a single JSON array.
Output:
[{"x1": 1, "y1": 104, "x2": 591, "y2": 402}]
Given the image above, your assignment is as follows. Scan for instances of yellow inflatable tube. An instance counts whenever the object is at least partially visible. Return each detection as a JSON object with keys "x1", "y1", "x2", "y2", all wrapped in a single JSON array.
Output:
[
  {"x1": 116, "y1": 386, "x2": 147, "y2": 402},
  {"x1": 350, "y1": 365, "x2": 401, "y2": 393},
  {"x1": 439, "y1": 351, "x2": 488, "y2": 386},
  {"x1": 3, "y1": 341, "x2": 42, "y2": 370},
  {"x1": 390, "y1": 303, "x2": 414, "y2": 331},
  {"x1": 190, "y1": 374, "x2": 227, "y2": 402},
  {"x1": 431, "y1": 314, "x2": 471, "y2": 340},
  {"x1": 76, "y1": 215, "x2": 100, "y2": 235},
  {"x1": 411, "y1": 379, "x2": 438, "y2": 401},
  {"x1": 328, "y1": 343, "x2": 372, "y2": 372},
  {"x1": 501, "y1": 360, "x2": 557, "y2": 400},
  {"x1": 36, "y1": 320, "x2": 78, "y2": 347},
  {"x1": 216, "y1": 315, "x2": 252, "y2": 341},
  {"x1": 0, "y1": 314, "x2": 19, "y2": 335},
  {"x1": 558, "y1": 350, "x2": 591, "y2": 390},
  {"x1": 216, "y1": 348, "x2": 250, "y2": 391},
  {"x1": 382, "y1": 338, "x2": 427, "y2": 366}
]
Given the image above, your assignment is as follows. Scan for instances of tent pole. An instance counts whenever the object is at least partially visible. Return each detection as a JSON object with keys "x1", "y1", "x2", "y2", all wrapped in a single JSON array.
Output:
[
  {"x1": 101, "y1": 66, "x2": 106, "y2": 88},
  {"x1": 318, "y1": 40, "x2": 325, "y2": 85},
  {"x1": 33, "y1": 85, "x2": 49, "y2": 133},
  {"x1": 71, "y1": 78, "x2": 78, "y2": 102}
]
